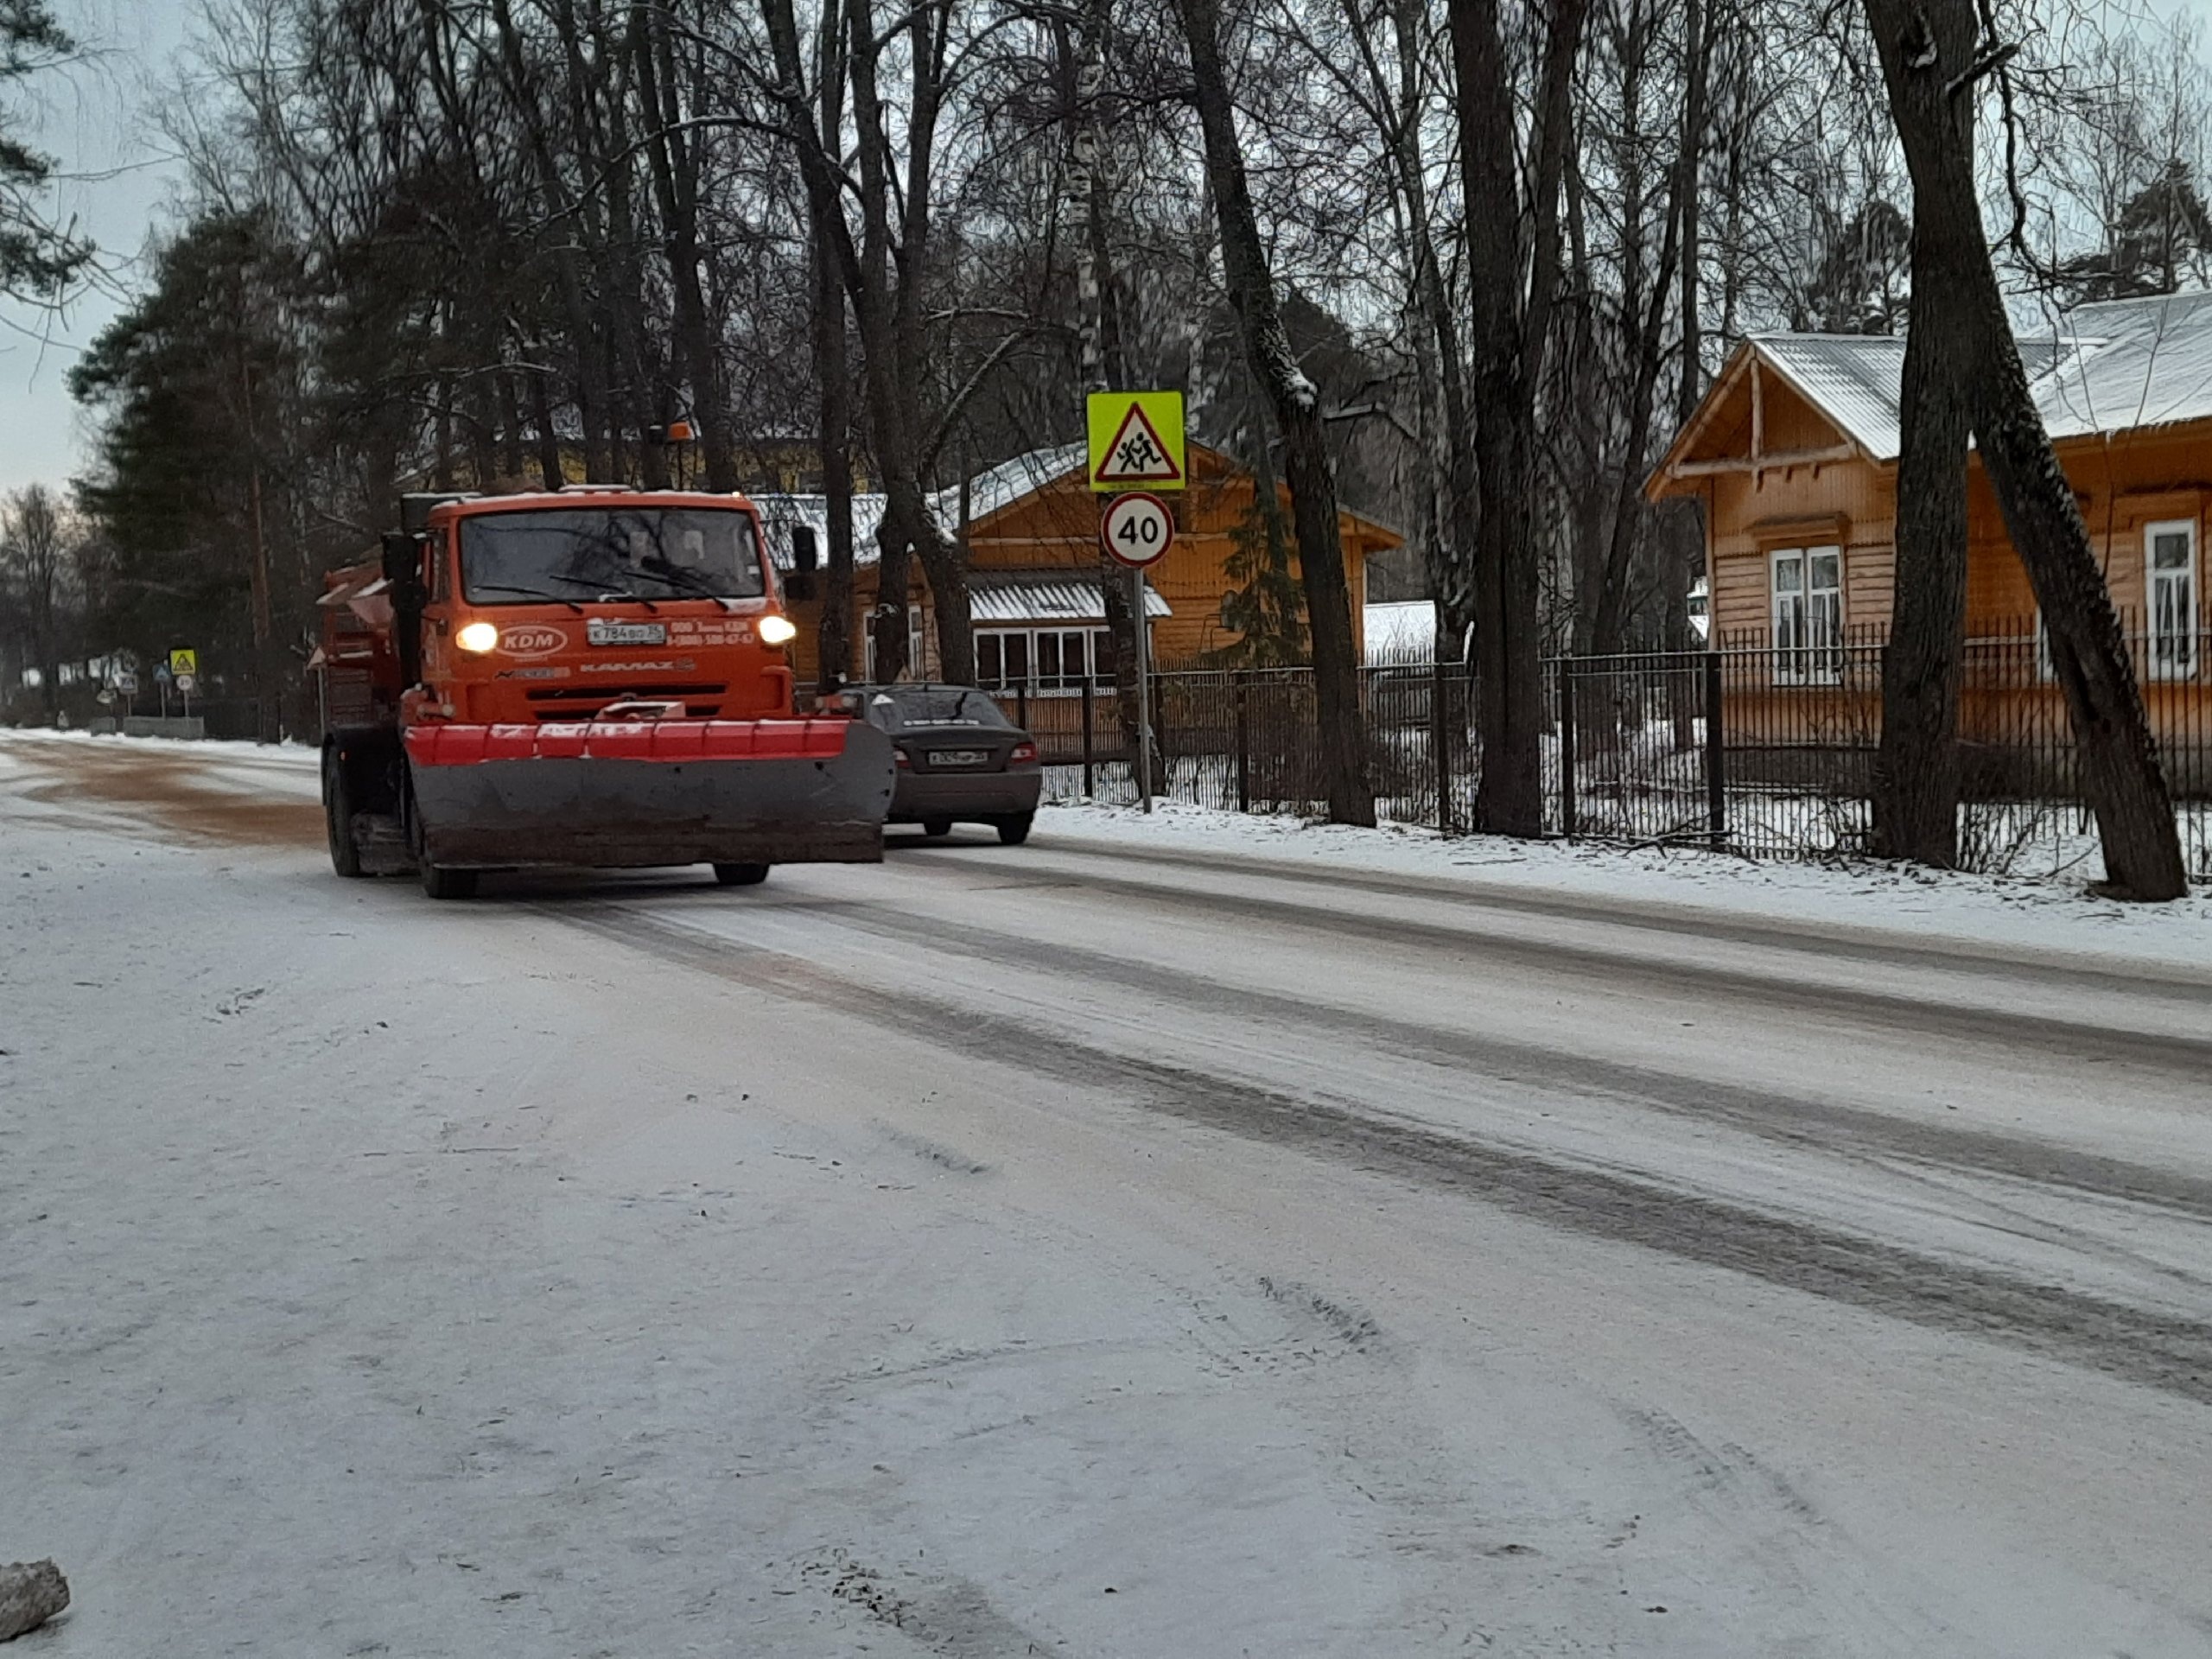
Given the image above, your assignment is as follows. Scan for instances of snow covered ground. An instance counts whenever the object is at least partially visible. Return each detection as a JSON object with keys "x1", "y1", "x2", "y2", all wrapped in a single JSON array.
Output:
[
  {"x1": 5, "y1": 731, "x2": 2212, "y2": 1656},
  {"x1": 1033, "y1": 796, "x2": 2212, "y2": 969}
]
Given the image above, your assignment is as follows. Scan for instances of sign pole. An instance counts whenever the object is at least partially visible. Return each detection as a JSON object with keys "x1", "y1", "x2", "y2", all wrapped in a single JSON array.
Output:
[{"x1": 1134, "y1": 564, "x2": 1154, "y2": 814}]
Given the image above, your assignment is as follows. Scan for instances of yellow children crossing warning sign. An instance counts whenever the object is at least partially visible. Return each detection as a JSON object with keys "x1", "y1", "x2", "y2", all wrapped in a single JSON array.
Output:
[
  {"x1": 168, "y1": 648, "x2": 199, "y2": 677},
  {"x1": 1088, "y1": 391, "x2": 1185, "y2": 492}
]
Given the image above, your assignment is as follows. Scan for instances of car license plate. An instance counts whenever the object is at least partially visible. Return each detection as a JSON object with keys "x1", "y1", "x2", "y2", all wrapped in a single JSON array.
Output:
[
  {"x1": 931, "y1": 749, "x2": 990, "y2": 767},
  {"x1": 587, "y1": 619, "x2": 668, "y2": 646}
]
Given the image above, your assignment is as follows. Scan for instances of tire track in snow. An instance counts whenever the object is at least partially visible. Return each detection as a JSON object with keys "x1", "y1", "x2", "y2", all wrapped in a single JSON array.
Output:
[
  {"x1": 883, "y1": 854, "x2": 2212, "y2": 1074},
  {"x1": 810, "y1": 894, "x2": 2212, "y2": 1226},
  {"x1": 990, "y1": 836, "x2": 2212, "y2": 995},
  {"x1": 543, "y1": 899, "x2": 2212, "y2": 1409}
]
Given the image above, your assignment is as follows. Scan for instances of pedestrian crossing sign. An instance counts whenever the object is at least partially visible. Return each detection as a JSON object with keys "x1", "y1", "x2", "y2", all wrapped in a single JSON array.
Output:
[{"x1": 1088, "y1": 391, "x2": 1185, "y2": 492}]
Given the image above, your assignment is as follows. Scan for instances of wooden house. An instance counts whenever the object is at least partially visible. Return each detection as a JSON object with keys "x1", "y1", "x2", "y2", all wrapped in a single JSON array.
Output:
[
  {"x1": 754, "y1": 441, "x2": 1403, "y2": 691},
  {"x1": 1648, "y1": 290, "x2": 2212, "y2": 787}
]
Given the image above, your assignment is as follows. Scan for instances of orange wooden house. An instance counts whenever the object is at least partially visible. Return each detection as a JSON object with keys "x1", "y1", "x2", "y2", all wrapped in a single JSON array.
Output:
[
  {"x1": 753, "y1": 441, "x2": 1403, "y2": 691},
  {"x1": 1649, "y1": 289, "x2": 2212, "y2": 785}
]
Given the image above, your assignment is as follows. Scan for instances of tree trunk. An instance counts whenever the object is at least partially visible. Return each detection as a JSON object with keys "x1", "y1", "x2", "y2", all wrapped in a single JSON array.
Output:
[
  {"x1": 1449, "y1": 0, "x2": 1587, "y2": 836},
  {"x1": 1864, "y1": 0, "x2": 2187, "y2": 899},
  {"x1": 810, "y1": 222, "x2": 855, "y2": 698},
  {"x1": 633, "y1": 6, "x2": 737, "y2": 493},
  {"x1": 810, "y1": 2, "x2": 855, "y2": 693},
  {"x1": 1872, "y1": 0, "x2": 1975, "y2": 868},
  {"x1": 1178, "y1": 0, "x2": 1373, "y2": 826},
  {"x1": 1061, "y1": 0, "x2": 1147, "y2": 764}
]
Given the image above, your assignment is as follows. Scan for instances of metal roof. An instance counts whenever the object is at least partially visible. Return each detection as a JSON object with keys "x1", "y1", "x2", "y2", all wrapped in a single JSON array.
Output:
[
  {"x1": 1744, "y1": 291, "x2": 2212, "y2": 463},
  {"x1": 751, "y1": 492, "x2": 890, "y2": 570},
  {"x1": 1751, "y1": 334, "x2": 1912, "y2": 458},
  {"x1": 940, "y1": 443, "x2": 1089, "y2": 525},
  {"x1": 2035, "y1": 289, "x2": 2212, "y2": 441},
  {"x1": 969, "y1": 573, "x2": 1171, "y2": 623}
]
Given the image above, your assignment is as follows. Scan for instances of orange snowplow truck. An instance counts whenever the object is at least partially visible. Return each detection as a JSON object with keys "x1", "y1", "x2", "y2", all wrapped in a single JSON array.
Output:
[{"x1": 315, "y1": 488, "x2": 893, "y2": 899}]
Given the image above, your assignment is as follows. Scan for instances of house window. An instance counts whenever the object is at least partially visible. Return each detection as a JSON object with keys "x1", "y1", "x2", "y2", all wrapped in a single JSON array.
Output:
[
  {"x1": 976, "y1": 626, "x2": 1118, "y2": 696},
  {"x1": 863, "y1": 604, "x2": 926, "y2": 681},
  {"x1": 2146, "y1": 519, "x2": 2198, "y2": 680},
  {"x1": 1771, "y1": 545, "x2": 1843, "y2": 685}
]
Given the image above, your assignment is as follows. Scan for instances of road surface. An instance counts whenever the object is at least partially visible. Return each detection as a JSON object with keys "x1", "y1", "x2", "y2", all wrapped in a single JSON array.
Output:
[{"x1": 4, "y1": 732, "x2": 2210, "y2": 1656}]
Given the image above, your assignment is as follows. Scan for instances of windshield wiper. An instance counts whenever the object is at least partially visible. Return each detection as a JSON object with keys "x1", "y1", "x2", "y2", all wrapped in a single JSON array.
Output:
[
  {"x1": 639, "y1": 559, "x2": 742, "y2": 609},
  {"x1": 471, "y1": 582, "x2": 584, "y2": 613},
  {"x1": 545, "y1": 571, "x2": 658, "y2": 612}
]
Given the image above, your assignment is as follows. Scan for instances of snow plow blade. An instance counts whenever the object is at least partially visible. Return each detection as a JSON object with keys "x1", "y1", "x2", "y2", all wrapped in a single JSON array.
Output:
[{"x1": 404, "y1": 718, "x2": 894, "y2": 870}]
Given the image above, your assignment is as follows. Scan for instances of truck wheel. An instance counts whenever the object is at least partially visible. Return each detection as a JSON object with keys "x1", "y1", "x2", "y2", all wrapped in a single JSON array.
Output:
[
  {"x1": 714, "y1": 862, "x2": 770, "y2": 887},
  {"x1": 324, "y1": 747, "x2": 364, "y2": 878},
  {"x1": 923, "y1": 818, "x2": 952, "y2": 838},
  {"x1": 421, "y1": 861, "x2": 479, "y2": 900},
  {"x1": 996, "y1": 813, "x2": 1034, "y2": 847}
]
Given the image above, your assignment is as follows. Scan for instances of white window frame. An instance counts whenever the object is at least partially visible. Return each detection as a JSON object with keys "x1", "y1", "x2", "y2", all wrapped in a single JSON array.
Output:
[
  {"x1": 976, "y1": 626, "x2": 1120, "y2": 696},
  {"x1": 2145, "y1": 518, "x2": 2199, "y2": 681},
  {"x1": 1770, "y1": 544, "x2": 1844, "y2": 686},
  {"x1": 862, "y1": 603, "x2": 928, "y2": 682}
]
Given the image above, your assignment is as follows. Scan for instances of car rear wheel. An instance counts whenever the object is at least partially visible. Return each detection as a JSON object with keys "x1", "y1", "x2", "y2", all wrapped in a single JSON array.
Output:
[
  {"x1": 996, "y1": 812, "x2": 1033, "y2": 846},
  {"x1": 923, "y1": 818, "x2": 952, "y2": 838},
  {"x1": 714, "y1": 862, "x2": 771, "y2": 887}
]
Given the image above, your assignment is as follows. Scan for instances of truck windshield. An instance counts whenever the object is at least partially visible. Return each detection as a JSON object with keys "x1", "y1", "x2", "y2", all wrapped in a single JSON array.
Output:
[{"x1": 460, "y1": 508, "x2": 766, "y2": 605}]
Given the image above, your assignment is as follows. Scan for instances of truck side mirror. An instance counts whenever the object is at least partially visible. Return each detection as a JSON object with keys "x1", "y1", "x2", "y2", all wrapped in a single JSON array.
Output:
[{"x1": 791, "y1": 524, "x2": 819, "y2": 575}]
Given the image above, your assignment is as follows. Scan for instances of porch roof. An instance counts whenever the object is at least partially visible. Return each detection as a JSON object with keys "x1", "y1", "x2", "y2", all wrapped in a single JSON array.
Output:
[{"x1": 969, "y1": 573, "x2": 1172, "y2": 624}]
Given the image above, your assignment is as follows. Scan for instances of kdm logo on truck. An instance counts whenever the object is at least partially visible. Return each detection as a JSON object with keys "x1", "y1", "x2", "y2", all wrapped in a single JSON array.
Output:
[{"x1": 499, "y1": 625, "x2": 568, "y2": 657}]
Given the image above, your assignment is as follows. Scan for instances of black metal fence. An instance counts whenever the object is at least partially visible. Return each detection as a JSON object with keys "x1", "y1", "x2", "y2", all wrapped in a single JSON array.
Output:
[{"x1": 987, "y1": 618, "x2": 2212, "y2": 881}]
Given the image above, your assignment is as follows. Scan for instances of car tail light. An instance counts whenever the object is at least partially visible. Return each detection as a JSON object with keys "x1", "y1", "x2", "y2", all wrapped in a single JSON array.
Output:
[
  {"x1": 894, "y1": 747, "x2": 911, "y2": 767},
  {"x1": 1008, "y1": 741, "x2": 1039, "y2": 766}
]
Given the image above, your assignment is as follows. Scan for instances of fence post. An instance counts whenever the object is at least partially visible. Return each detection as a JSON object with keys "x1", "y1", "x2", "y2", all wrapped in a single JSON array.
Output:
[
  {"x1": 1704, "y1": 649, "x2": 1727, "y2": 851},
  {"x1": 1556, "y1": 657, "x2": 1578, "y2": 838},
  {"x1": 1432, "y1": 657, "x2": 1453, "y2": 836},
  {"x1": 1080, "y1": 675, "x2": 1095, "y2": 799},
  {"x1": 1234, "y1": 671, "x2": 1251, "y2": 814}
]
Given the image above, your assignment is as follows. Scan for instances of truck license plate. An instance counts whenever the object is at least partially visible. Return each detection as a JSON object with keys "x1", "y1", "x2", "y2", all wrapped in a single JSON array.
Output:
[
  {"x1": 931, "y1": 749, "x2": 990, "y2": 767},
  {"x1": 587, "y1": 619, "x2": 668, "y2": 646}
]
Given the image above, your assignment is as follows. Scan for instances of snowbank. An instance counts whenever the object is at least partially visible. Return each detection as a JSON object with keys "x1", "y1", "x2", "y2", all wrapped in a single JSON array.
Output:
[{"x1": 1035, "y1": 798, "x2": 2212, "y2": 971}]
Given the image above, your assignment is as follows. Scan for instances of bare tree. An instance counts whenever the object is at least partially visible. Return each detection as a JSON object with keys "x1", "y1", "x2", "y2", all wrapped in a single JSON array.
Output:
[
  {"x1": 1450, "y1": 0, "x2": 1588, "y2": 836},
  {"x1": 1176, "y1": 0, "x2": 1373, "y2": 825},
  {"x1": 2, "y1": 486, "x2": 73, "y2": 720},
  {"x1": 1863, "y1": 0, "x2": 2187, "y2": 899}
]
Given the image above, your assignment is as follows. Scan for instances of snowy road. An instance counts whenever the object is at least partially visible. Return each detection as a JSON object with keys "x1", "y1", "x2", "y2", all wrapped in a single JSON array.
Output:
[{"x1": 5, "y1": 732, "x2": 2211, "y2": 1656}]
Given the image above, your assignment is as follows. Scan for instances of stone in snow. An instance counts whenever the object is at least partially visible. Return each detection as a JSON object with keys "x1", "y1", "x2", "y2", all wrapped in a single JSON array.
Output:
[{"x1": 0, "y1": 1560, "x2": 69, "y2": 1643}]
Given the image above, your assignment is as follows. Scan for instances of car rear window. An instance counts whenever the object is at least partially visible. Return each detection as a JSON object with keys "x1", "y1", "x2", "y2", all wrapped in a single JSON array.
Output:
[{"x1": 860, "y1": 687, "x2": 1014, "y2": 731}]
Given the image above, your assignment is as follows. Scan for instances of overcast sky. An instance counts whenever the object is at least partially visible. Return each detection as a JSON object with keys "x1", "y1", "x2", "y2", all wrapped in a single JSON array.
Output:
[
  {"x1": 0, "y1": 0, "x2": 192, "y2": 495},
  {"x1": 2, "y1": 0, "x2": 2211, "y2": 495}
]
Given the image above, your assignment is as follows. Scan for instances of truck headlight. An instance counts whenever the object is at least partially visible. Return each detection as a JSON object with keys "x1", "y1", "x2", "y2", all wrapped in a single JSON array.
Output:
[
  {"x1": 757, "y1": 613, "x2": 797, "y2": 645},
  {"x1": 456, "y1": 620, "x2": 499, "y2": 653}
]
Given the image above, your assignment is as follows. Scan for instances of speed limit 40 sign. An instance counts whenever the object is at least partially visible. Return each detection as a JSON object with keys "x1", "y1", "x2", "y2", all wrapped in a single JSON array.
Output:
[{"x1": 1100, "y1": 491, "x2": 1174, "y2": 569}]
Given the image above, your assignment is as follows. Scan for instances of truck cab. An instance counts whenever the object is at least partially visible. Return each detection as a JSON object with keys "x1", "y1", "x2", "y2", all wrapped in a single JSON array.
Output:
[
  {"x1": 320, "y1": 487, "x2": 892, "y2": 899},
  {"x1": 406, "y1": 488, "x2": 798, "y2": 728}
]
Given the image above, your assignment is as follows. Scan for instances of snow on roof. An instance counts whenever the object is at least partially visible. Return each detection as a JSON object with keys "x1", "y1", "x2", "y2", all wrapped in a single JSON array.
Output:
[
  {"x1": 1363, "y1": 599, "x2": 1436, "y2": 663},
  {"x1": 969, "y1": 573, "x2": 1171, "y2": 623},
  {"x1": 1746, "y1": 290, "x2": 2212, "y2": 462},
  {"x1": 935, "y1": 442, "x2": 1089, "y2": 526},
  {"x1": 750, "y1": 492, "x2": 890, "y2": 570},
  {"x1": 2035, "y1": 288, "x2": 2212, "y2": 440},
  {"x1": 751, "y1": 444, "x2": 1088, "y2": 571},
  {"x1": 1751, "y1": 334, "x2": 1913, "y2": 459}
]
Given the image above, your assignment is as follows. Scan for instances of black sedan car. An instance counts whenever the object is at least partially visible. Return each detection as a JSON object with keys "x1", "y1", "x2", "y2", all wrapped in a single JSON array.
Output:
[{"x1": 837, "y1": 683, "x2": 1043, "y2": 843}]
